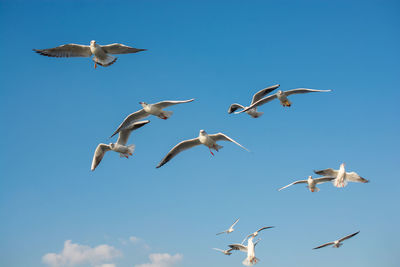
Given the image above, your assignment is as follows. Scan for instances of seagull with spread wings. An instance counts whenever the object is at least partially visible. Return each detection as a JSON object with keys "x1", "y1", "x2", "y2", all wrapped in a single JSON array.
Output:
[
  {"x1": 235, "y1": 88, "x2": 331, "y2": 112},
  {"x1": 229, "y1": 237, "x2": 262, "y2": 266},
  {"x1": 313, "y1": 231, "x2": 360, "y2": 249},
  {"x1": 228, "y1": 84, "x2": 280, "y2": 118},
  {"x1": 216, "y1": 218, "x2": 240, "y2": 235},
  {"x1": 278, "y1": 176, "x2": 335, "y2": 192},
  {"x1": 110, "y1": 99, "x2": 194, "y2": 138},
  {"x1": 156, "y1": 130, "x2": 248, "y2": 168},
  {"x1": 241, "y1": 226, "x2": 274, "y2": 244},
  {"x1": 314, "y1": 163, "x2": 369, "y2": 188},
  {"x1": 91, "y1": 120, "x2": 149, "y2": 171},
  {"x1": 34, "y1": 40, "x2": 146, "y2": 68}
]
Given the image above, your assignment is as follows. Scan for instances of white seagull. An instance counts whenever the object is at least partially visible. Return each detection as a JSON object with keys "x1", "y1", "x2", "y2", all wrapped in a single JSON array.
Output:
[
  {"x1": 110, "y1": 99, "x2": 195, "y2": 138},
  {"x1": 228, "y1": 84, "x2": 280, "y2": 118},
  {"x1": 34, "y1": 40, "x2": 147, "y2": 68},
  {"x1": 91, "y1": 120, "x2": 149, "y2": 171},
  {"x1": 229, "y1": 237, "x2": 262, "y2": 266},
  {"x1": 156, "y1": 130, "x2": 249, "y2": 168},
  {"x1": 216, "y1": 218, "x2": 240, "y2": 235},
  {"x1": 313, "y1": 231, "x2": 360, "y2": 249},
  {"x1": 212, "y1": 248, "x2": 234, "y2": 255},
  {"x1": 236, "y1": 88, "x2": 331, "y2": 112},
  {"x1": 278, "y1": 176, "x2": 335, "y2": 192},
  {"x1": 241, "y1": 226, "x2": 274, "y2": 244},
  {"x1": 314, "y1": 163, "x2": 369, "y2": 188}
]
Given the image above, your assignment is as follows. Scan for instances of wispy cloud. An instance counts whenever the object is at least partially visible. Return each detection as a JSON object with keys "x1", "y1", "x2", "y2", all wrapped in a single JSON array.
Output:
[
  {"x1": 42, "y1": 240, "x2": 121, "y2": 267},
  {"x1": 129, "y1": 236, "x2": 140, "y2": 244},
  {"x1": 135, "y1": 253, "x2": 183, "y2": 267}
]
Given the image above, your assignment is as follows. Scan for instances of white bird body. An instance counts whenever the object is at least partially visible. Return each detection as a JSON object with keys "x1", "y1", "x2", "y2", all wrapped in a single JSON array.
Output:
[
  {"x1": 141, "y1": 102, "x2": 172, "y2": 119},
  {"x1": 276, "y1": 90, "x2": 292, "y2": 107},
  {"x1": 216, "y1": 218, "x2": 240, "y2": 235},
  {"x1": 335, "y1": 163, "x2": 347, "y2": 187},
  {"x1": 278, "y1": 176, "x2": 335, "y2": 192},
  {"x1": 244, "y1": 237, "x2": 257, "y2": 266}
]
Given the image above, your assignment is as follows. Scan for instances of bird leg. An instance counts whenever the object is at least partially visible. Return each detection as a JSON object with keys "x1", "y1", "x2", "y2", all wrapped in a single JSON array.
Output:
[
  {"x1": 94, "y1": 62, "x2": 97, "y2": 69},
  {"x1": 209, "y1": 148, "x2": 215, "y2": 156}
]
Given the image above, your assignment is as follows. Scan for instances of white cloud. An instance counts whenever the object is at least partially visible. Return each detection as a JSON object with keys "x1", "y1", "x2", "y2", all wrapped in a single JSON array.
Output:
[
  {"x1": 129, "y1": 236, "x2": 140, "y2": 243},
  {"x1": 42, "y1": 240, "x2": 121, "y2": 267},
  {"x1": 135, "y1": 253, "x2": 183, "y2": 267}
]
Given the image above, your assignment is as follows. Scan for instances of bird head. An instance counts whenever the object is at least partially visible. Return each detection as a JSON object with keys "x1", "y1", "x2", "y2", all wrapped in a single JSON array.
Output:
[
  {"x1": 139, "y1": 102, "x2": 147, "y2": 107},
  {"x1": 199, "y1": 129, "x2": 206, "y2": 135},
  {"x1": 90, "y1": 40, "x2": 96, "y2": 45},
  {"x1": 277, "y1": 90, "x2": 283, "y2": 95}
]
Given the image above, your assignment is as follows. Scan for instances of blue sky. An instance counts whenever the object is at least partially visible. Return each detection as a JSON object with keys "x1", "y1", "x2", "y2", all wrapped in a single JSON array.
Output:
[{"x1": 0, "y1": 0, "x2": 399, "y2": 266}]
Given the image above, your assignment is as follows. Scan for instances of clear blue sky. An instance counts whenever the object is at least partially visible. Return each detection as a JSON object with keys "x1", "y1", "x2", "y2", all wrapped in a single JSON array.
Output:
[{"x1": 0, "y1": 0, "x2": 399, "y2": 266}]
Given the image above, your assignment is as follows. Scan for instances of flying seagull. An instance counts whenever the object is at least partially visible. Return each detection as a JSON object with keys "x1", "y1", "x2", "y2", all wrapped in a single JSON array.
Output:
[
  {"x1": 236, "y1": 88, "x2": 331, "y2": 113},
  {"x1": 229, "y1": 237, "x2": 262, "y2": 266},
  {"x1": 228, "y1": 84, "x2": 280, "y2": 118},
  {"x1": 156, "y1": 130, "x2": 248, "y2": 168},
  {"x1": 241, "y1": 226, "x2": 274, "y2": 244},
  {"x1": 216, "y1": 218, "x2": 240, "y2": 235},
  {"x1": 212, "y1": 248, "x2": 234, "y2": 255},
  {"x1": 110, "y1": 99, "x2": 195, "y2": 138},
  {"x1": 313, "y1": 231, "x2": 360, "y2": 249},
  {"x1": 91, "y1": 120, "x2": 149, "y2": 171},
  {"x1": 278, "y1": 176, "x2": 335, "y2": 192},
  {"x1": 314, "y1": 163, "x2": 369, "y2": 188},
  {"x1": 33, "y1": 40, "x2": 146, "y2": 68}
]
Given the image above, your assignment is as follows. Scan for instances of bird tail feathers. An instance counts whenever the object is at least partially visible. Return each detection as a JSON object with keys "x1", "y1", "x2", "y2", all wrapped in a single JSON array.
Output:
[
  {"x1": 242, "y1": 257, "x2": 259, "y2": 266},
  {"x1": 92, "y1": 55, "x2": 117, "y2": 67},
  {"x1": 160, "y1": 110, "x2": 173, "y2": 120},
  {"x1": 250, "y1": 111, "x2": 264, "y2": 118}
]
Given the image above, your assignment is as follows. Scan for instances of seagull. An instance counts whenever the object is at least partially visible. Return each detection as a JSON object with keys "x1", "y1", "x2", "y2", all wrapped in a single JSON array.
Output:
[
  {"x1": 314, "y1": 163, "x2": 369, "y2": 188},
  {"x1": 236, "y1": 88, "x2": 331, "y2": 113},
  {"x1": 156, "y1": 130, "x2": 249, "y2": 168},
  {"x1": 110, "y1": 99, "x2": 195, "y2": 138},
  {"x1": 33, "y1": 40, "x2": 147, "y2": 68},
  {"x1": 278, "y1": 176, "x2": 335, "y2": 192},
  {"x1": 228, "y1": 84, "x2": 280, "y2": 118},
  {"x1": 216, "y1": 218, "x2": 240, "y2": 235},
  {"x1": 229, "y1": 237, "x2": 262, "y2": 266},
  {"x1": 91, "y1": 120, "x2": 149, "y2": 171},
  {"x1": 241, "y1": 226, "x2": 274, "y2": 244},
  {"x1": 313, "y1": 231, "x2": 360, "y2": 249},
  {"x1": 212, "y1": 248, "x2": 233, "y2": 255}
]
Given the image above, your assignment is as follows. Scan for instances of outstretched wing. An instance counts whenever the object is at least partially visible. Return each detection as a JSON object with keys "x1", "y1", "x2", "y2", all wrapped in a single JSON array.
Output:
[
  {"x1": 313, "y1": 176, "x2": 336, "y2": 184},
  {"x1": 33, "y1": 44, "x2": 92, "y2": 58},
  {"x1": 339, "y1": 231, "x2": 360, "y2": 242},
  {"x1": 238, "y1": 94, "x2": 278, "y2": 113},
  {"x1": 313, "y1": 242, "x2": 334, "y2": 250},
  {"x1": 228, "y1": 103, "x2": 245, "y2": 114},
  {"x1": 278, "y1": 180, "x2": 307, "y2": 191},
  {"x1": 91, "y1": 144, "x2": 111, "y2": 171},
  {"x1": 284, "y1": 88, "x2": 331, "y2": 96},
  {"x1": 256, "y1": 226, "x2": 274, "y2": 233},
  {"x1": 117, "y1": 120, "x2": 150, "y2": 145},
  {"x1": 216, "y1": 231, "x2": 227, "y2": 235},
  {"x1": 110, "y1": 109, "x2": 149, "y2": 138},
  {"x1": 156, "y1": 138, "x2": 202, "y2": 168},
  {"x1": 230, "y1": 218, "x2": 240, "y2": 228},
  {"x1": 101, "y1": 43, "x2": 147, "y2": 54},
  {"x1": 346, "y1": 172, "x2": 369, "y2": 183},
  {"x1": 228, "y1": 244, "x2": 248, "y2": 252},
  {"x1": 152, "y1": 99, "x2": 195, "y2": 109},
  {"x1": 251, "y1": 84, "x2": 280, "y2": 104},
  {"x1": 208, "y1": 133, "x2": 249, "y2": 151},
  {"x1": 314, "y1": 168, "x2": 338, "y2": 177}
]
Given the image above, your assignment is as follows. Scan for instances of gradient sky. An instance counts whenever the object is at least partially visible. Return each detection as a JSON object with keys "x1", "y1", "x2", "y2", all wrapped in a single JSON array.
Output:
[{"x1": 1, "y1": 0, "x2": 399, "y2": 266}]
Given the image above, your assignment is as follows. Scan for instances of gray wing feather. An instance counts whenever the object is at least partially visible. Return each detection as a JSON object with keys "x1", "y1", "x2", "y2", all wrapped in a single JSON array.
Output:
[
  {"x1": 339, "y1": 231, "x2": 360, "y2": 242},
  {"x1": 346, "y1": 172, "x2": 369, "y2": 183},
  {"x1": 110, "y1": 109, "x2": 149, "y2": 138},
  {"x1": 228, "y1": 103, "x2": 245, "y2": 114},
  {"x1": 156, "y1": 138, "x2": 202, "y2": 168},
  {"x1": 116, "y1": 120, "x2": 150, "y2": 145},
  {"x1": 208, "y1": 133, "x2": 249, "y2": 151},
  {"x1": 91, "y1": 144, "x2": 111, "y2": 171},
  {"x1": 152, "y1": 99, "x2": 195, "y2": 109},
  {"x1": 228, "y1": 244, "x2": 248, "y2": 252},
  {"x1": 278, "y1": 180, "x2": 307, "y2": 191},
  {"x1": 101, "y1": 43, "x2": 147, "y2": 54},
  {"x1": 251, "y1": 84, "x2": 280, "y2": 104},
  {"x1": 284, "y1": 88, "x2": 331, "y2": 96},
  {"x1": 239, "y1": 94, "x2": 278, "y2": 113},
  {"x1": 313, "y1": 242, "x2": 334, "y2": 250},
  {"x1": 314, "y1": 168, "x2": 338, "y2": 177},
  {"x1": 313, "y1": 176, "x2": 336, "y2": 184},
  {"x1": 33, "y1": 44, "x2": 91, "y2": 57}
]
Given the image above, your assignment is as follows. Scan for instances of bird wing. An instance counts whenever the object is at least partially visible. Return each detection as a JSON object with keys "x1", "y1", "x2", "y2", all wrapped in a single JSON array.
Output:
[
  {"x1": 156, "y1": 138, "x2": 202, "y2": 168},
  {"x1": 33, "y1": 44, "x2": 92, "y2": 58},
  {"x1": 256, "y1": 226, "x2": 274, "y2": 234},
  {"x1": 110, "y1": 109, "x2": 149, "y2": 138},
  {"x1": 228, "y1": 244, "x2": 248, "y2": 252},
  {"x1": 101, "y1": 43, "x2": 147, "y2": 54},
  {"x1": 284, "y1": 88, "x2": 332, "y2": 96},
  {"x1": 313, "y1": 176, "x2": 336, "y2": 184},
  {"x1": 346, "y1": 172, "x2": 369, "y2": 183},
  {"x1": 251, "y1": 84, "x2": 280, "y2": 104},
  {"x1": 278, "y1": 180, "x2": 307, "y2": 191},
  {"x1": 91, "y1": 144, "x2": 111, "y2": 171},
  {"x1": 216, "y1": 230, "x2": 228, "y2": 235},
  {"x1": 117, "y1": 120, "x2": 150, "y2": 145},
  {"x1": 152, "y1": 99, "x2": 195, "y2": 109},
  {"x1": 339, "y1": 231, "x2": 360, "y2": 242},
  {"x1": 208, "y1": 133, "x2": 249, "y2": 151},
  {"x1": 254, "y1": 238, "x2": 261, "y2": 247},
  {"x1": 314, "y1": 168, "x2": 338, "y2": 177},
  {"x1": 313, "y1": 242, "x2": 335, "y2": 249},
  {"x1": 230, "y1": 218, "x2": 240, "y2": 228},
  {"x1": 228, "y1": 103, "x2": 245, "y2": 114},
  {"x1": 212, "y1": 248, "x2": 224, "y2": 253},
  {"x1": 238, "y1": 94, "x2": 278, "y2": 113}
]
